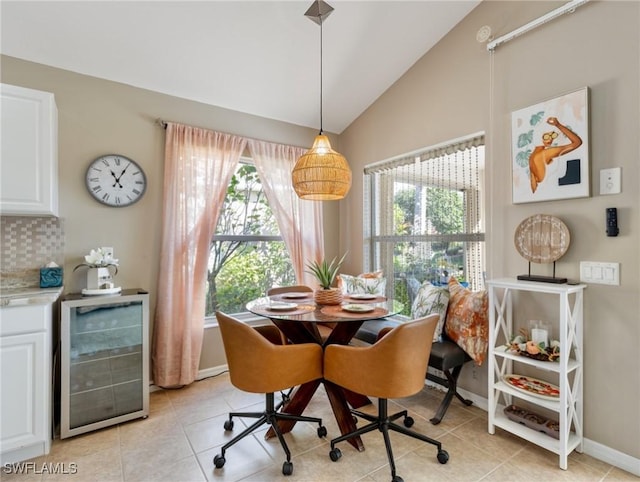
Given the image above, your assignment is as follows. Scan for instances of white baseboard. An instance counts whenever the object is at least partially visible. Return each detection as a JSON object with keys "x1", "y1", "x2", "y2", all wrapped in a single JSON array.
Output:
[
  {"x1": 425, "y1": 380, "x2": 639, "y2": 477},
  {"x1": 582, "y1": 438, "x2": 640, "y2": 477},
  {"x1": 148, "y1": 365, "x2": 229, "y2": 392}
]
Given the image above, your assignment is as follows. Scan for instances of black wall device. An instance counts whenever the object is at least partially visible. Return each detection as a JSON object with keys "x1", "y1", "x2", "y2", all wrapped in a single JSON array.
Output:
[{"x1": 606, "y1": 207, "x2": 619, "y2": 237}]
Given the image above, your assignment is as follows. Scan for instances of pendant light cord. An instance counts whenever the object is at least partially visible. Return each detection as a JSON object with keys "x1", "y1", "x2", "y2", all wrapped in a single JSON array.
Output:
[{"x1": 319, "y1": 18, "x2": 324, "y2": 135}]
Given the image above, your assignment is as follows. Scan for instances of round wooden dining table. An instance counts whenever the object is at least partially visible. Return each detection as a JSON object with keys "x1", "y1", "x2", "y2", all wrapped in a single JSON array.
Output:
[{"x1": 246, "y1": 293, "x2": 403, "y2": 452}]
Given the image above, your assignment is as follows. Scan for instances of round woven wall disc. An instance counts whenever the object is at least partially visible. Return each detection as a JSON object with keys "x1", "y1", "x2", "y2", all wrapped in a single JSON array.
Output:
[{"x1": 514, "y1": 214, "x2": 570, "y2": 264}]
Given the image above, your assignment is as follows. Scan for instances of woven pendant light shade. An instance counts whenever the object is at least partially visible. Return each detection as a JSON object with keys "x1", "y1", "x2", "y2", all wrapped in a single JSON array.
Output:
[{"x1": 292, "y1": 134, "x2": 352, "y2": 200}]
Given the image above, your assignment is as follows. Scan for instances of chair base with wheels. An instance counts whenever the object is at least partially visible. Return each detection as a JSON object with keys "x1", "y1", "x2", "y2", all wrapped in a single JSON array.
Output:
[
  {"x1": 213, "y1": 392, "x2": 327, "y2": 475},
  {"x1": 325, "y1": 315, "x2": 448, "y2": 482},
  {"x1": 328, "y1": 398, "x2": 448, "y2": 482},
  {"x1": 215, "y1": 312, "x2": 327, "y2": 476}
]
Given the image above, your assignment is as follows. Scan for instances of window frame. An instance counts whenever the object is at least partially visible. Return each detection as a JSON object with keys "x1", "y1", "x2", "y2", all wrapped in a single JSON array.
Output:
[
  {"x1": 204, "y1": 158, "x2": 295, "y2": 322},
  {"x1": 363, "y1": 133, "x2": 486, "y2": 312}
]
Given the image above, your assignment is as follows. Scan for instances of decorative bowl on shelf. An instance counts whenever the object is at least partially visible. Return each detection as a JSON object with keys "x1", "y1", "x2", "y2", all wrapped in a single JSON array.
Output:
[
  {"x1": 504, "y1": 404, "x2": 560, "y2": 439},
  {"x1": 506, "y1": 329, "x2": 560, "y2": 362},
  {"x1": 503, "y1": 374, "x2": 560, "y2": 400}
]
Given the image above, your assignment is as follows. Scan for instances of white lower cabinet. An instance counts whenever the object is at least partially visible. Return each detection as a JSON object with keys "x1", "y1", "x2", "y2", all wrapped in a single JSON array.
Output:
[
  {"x1": 0, "y1": 304, "x2": 52, "y2": 465},
  {"x1": 486, "y1": 278, "x2": 585, "y2": 470}
]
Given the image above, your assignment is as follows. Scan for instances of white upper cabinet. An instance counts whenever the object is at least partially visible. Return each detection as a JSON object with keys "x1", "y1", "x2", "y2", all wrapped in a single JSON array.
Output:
[{"x1": 1, "y1": 83, "x2": 58, "y2": 216}]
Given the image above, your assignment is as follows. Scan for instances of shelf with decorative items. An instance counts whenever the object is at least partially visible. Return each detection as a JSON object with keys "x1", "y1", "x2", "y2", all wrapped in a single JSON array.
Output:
[{"x1": 486, "y1": 278, "x2": 586, "y2": 470}]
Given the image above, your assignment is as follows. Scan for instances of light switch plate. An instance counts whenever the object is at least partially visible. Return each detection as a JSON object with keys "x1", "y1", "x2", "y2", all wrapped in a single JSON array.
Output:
[
  {"x1": 600, "y1": 168, "x2": 621, "y2": 195},
  {"x1": 580, "y1": 261, "x2": 620, "y2": 285},
  {"x1": 102, "y1": 247, "x2": 114, "y2": 259}
]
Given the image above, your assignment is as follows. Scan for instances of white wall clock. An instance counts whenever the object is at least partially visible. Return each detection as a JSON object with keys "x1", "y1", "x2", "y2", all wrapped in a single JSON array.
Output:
[{"x1": 85, "y1": 154, "x2": 147, "y2": 207}]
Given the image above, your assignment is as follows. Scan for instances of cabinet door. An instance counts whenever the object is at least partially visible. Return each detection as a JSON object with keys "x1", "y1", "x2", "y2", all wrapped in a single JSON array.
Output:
[
  {"x1": 0, "y1": 83, "x2": 58, "y2": 216},
  {"x1": 0, "y1": 332, "x2": 46, "y2": 451}
]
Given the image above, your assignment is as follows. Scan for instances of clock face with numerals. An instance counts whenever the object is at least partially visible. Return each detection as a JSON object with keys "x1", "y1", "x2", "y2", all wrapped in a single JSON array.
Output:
[{"x1": 85, "y1": 154, "x2": 147, "y2": 207}]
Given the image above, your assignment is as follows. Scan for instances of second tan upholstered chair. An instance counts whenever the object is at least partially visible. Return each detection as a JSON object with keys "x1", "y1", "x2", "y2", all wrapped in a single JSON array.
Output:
[
  {"x1": 214, "y1": 312, "x2": 327, "y2": 476},
  {"x1": 324, "y1": 314, "x2": 449, "y2": 482},
  {"x1": 266, "y1": 285, "x2": 313, "y2": 296}
]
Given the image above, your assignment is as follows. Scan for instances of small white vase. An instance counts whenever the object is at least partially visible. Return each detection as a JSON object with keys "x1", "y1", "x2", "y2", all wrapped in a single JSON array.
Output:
[{"x1": 86, "y1": 267, "x2": 113, "y2": 290}]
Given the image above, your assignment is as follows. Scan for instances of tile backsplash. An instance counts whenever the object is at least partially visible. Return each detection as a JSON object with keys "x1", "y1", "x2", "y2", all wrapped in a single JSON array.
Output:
[{"x1": 0, "y1": 216, "x2": 65, "y2": 289}]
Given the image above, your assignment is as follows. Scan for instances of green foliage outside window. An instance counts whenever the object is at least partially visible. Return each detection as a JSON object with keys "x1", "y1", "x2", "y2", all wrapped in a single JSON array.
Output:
[
  {"x1": 206, "y1": 163, "x2": 294, "y2": 316},
  {"x1": 390, "y1": 186, "x2": 466, "y2": 316}
]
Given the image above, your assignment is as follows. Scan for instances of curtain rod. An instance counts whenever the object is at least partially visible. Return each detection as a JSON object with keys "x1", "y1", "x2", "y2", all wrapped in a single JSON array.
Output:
[
  {"x1": 154, "y1": 118, "x2": 311, "y2": 151},
  {"x1": 487, "y1": 0, "x2": 589, "y2": 52}
]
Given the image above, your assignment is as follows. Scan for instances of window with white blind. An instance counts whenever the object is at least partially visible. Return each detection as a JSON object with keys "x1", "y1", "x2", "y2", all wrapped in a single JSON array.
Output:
[{"x1": 363, "y1": 133, "x2": 485, "y2": 315}]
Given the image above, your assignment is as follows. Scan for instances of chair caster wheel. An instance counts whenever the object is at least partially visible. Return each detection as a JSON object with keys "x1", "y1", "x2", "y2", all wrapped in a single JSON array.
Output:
[
  {"x1": 329, "y1": 447, "x2": 342, "y2": 462},
  {"x1": 223, "y1": 419, "x2": 234, "y2": 431},
  {"x1": 392, "y1": 475, "x2": 404, "y2": 482},
  {"x1": 437, "y1": 449, "x2": 449, "y2": 464},
  {"x1": 213, "y1": 454, "x2": 225, "y2": 468},
  {"x1": 403, "y1": 416, "x2": 414, "y2": 428},
  {"x1": 282, "y1": 461, "x2": 293, "y2": 475},
  {"x1": 317, "y1": 425, "x2": 327, "y2": 438}
]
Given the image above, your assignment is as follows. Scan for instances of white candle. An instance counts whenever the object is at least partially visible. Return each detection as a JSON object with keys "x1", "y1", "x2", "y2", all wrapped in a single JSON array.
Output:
[{"x1": 531, "y1": 328, "x2": 548, "y2": 346}]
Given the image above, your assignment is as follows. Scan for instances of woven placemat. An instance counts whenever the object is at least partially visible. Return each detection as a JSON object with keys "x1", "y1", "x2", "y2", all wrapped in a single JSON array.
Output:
[
  {"x1": 320, "y1": 305, "x2": 388, "y2": 319},
  {"x1": 251, "y1": 303, "x2": 316, "y2": 317}
]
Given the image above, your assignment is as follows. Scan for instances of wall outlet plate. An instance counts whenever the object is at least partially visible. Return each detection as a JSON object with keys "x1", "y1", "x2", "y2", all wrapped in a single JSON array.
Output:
[{"x1": 580, "y1": 261, "x2": 620, "y2": 285}]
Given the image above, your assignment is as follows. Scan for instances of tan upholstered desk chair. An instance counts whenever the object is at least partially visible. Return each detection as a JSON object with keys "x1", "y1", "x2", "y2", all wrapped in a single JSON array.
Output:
[
  {"x1": 324, "y1": 314, "x2": 449, "y2": 482},
  {"x1": 214, "y1": 312, "x2": 327, "y2": 476},
  {"x1": 267, "y1": 285, "x2": 313, "y2": 296}
]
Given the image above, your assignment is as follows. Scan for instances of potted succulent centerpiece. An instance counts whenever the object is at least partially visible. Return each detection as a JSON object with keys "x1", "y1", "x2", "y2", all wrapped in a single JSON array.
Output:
[{"x1": 306, "y1": 253, "x2": 347, "y2": 305}]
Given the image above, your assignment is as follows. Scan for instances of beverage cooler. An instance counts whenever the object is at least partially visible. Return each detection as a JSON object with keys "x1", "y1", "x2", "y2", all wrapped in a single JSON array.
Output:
[{"x1": 59, "y1": 290, "x2": 149, "y2": 438}]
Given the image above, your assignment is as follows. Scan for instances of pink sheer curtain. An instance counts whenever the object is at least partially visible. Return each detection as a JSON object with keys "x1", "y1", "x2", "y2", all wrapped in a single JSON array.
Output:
[
  {"x1": 248, "y1": 139, "x2": 324, "y2": 287},
  {"x1": 152, "y1": 123, "x2": 246, "y2": 387}
]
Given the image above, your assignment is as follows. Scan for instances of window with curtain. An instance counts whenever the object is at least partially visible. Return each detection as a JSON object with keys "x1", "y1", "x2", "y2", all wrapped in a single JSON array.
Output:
[
  {"x1": 205, "y1": 159, "x2": 295, "y2": 316},
  {"x1": 364, "y1": 133, "x2": 485, "y2": 316}
]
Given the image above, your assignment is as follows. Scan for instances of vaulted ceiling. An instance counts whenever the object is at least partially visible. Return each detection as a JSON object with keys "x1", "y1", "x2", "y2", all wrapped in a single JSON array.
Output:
[{"x1": 1, "y1": 1, "x2": 480, "y2": 133}]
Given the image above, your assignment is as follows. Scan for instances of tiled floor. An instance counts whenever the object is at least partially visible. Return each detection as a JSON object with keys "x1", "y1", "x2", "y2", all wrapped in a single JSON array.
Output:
[{"x1": 5, "y1": 373, "x2": 637, "y2": 481}]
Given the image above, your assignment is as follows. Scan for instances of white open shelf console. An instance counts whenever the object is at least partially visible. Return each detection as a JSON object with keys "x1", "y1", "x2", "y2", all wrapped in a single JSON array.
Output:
[{"x1": 486, "y1": 278, "x2": 586, "y2": 470}]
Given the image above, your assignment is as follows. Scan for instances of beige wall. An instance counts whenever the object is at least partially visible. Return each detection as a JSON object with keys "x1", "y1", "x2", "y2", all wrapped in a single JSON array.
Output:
[
  {"x1": 340, "y1": 0, "x2": 639, "y2": 462},
  {"x1": 0, "y1": 55, "x2": 341, "y2": 370}
]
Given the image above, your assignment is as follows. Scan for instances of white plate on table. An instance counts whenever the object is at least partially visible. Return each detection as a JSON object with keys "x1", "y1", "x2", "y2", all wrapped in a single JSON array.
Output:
[
  {"x1": 282, "y1": 292, "x2": 311, "y2": 299},
  {"x1": 348, "y1": 293, "x2": 377, "y2": 300},
  {"x1": 342, "y1": 304, "x2": 375, "y2": 313},
  {"x1": 268, "y1": 302, "x2": 298, "y2": 311}
]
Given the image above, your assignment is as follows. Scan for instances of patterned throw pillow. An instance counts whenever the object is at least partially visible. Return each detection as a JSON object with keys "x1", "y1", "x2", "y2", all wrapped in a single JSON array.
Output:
[
  {"x1": 339, "y1": 274, "x2": 386, "y2": 295},
  {"x1": 411, "y1": 282, "x2": 450, "y2": 342},
  {"x1": 444, "y1": 277, "x2": 489, "y2": 365}
]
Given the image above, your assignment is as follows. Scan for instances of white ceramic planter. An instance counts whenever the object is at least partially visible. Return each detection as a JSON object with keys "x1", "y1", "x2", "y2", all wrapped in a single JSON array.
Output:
[{"x1": 86, "y1": 267, "x2": 113, "y2": 290}]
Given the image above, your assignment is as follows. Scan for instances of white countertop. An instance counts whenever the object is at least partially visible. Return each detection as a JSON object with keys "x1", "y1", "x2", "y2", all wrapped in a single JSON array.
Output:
[{"x1": 0, "y1": 286, "x2": 64, "y2": 307}]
